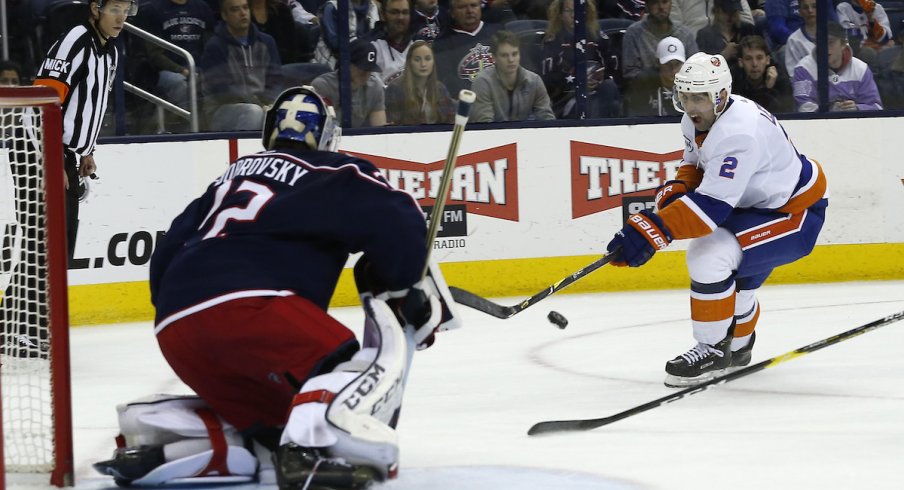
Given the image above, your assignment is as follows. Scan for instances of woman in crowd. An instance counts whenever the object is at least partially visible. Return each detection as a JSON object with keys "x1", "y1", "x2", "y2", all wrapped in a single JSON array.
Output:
[{"x1": 385, "y1": 40, "x2": 456, "y2": 125}]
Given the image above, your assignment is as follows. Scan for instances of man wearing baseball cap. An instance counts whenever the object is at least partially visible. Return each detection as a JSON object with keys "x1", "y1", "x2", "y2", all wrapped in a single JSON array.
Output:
[
  {"x1": 624, "y1": 36, "x2": 686, "y2": 116},
  {"x1": 621, "y1": 0, "x2": 699, "y2": 80},
  {"x1": 311, "y1": 39, "x2": 387, "y2": 127}
]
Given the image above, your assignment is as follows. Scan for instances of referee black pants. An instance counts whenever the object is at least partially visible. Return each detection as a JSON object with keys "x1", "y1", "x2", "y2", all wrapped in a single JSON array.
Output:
[{"x1": 64, "y1": 149, "x2": 79, "y2": 259}]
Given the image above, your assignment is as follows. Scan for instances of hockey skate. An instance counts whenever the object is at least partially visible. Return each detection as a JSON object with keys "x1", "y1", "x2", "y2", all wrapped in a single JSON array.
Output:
[
  {"x1": 274, "y1": 443, "x2": 380, "y2": 490},
  {"x1": 93, "y1": 446, "x2": 166, "y2": 487},
  {"x1": 664, "y1": 334, "x2": 732, "y2": 388},
  {"x1": 729, "y1": 331, "x2": 756, "y2": 368}
]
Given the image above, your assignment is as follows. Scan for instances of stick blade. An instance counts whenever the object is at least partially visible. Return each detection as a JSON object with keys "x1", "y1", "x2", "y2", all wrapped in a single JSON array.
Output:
[
  {"x1": 528, "y1": 417, "x2": 612, "y2": 436},
  {"x1": 449, "y1": 286, "x2": 515, "y2": 318}
]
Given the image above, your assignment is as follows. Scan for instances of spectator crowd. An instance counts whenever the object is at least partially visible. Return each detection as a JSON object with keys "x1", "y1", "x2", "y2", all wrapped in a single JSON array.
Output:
[{"x1": 6, "y1": 0, "x2": 904, "y2": 133}]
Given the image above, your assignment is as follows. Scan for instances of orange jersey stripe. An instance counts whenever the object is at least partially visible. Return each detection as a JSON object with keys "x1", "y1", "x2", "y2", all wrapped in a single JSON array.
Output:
[
  {"x1": 33, "y1": 78, "x2": 69, "y2": 103},
  {"x1": 691, "y1": 295, "x2": 736, "y2": 323},
  {"x1": 675, "y1": 164, "x2": 704, "y2": 190},
  {"x1": 777, "y1": 160, "x2": 827, "y2": 214},
  {"x1": 658, "y1": 199, "x2": 714, "y2": 240}
]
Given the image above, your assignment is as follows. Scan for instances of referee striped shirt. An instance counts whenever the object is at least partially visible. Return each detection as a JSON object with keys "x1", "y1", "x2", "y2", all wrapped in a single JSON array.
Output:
[{"x1": 34, "y1": 21, "x2": 118, "y2": 156}]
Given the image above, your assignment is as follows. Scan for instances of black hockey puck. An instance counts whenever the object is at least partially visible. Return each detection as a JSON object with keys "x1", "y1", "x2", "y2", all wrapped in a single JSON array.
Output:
[{"x1": 547, "y1": 310, "x2": 568, "y2": 329}]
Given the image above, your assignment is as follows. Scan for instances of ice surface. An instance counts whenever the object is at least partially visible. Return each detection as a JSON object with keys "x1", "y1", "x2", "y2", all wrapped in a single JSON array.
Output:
[{"x1": 43, "y1": 281, "x2": 904, "y2": 490}]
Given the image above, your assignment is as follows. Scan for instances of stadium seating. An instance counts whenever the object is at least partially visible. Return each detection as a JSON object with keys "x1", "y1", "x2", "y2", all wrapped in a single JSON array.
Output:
[{"x1": 505, "y1": 19, "x2": 549, "y2": 33}]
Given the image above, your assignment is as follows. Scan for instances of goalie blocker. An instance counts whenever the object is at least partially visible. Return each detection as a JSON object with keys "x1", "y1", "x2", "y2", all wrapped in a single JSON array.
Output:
[{"x1": 94, "y1": 260, "x2": 460, "y2": 488}]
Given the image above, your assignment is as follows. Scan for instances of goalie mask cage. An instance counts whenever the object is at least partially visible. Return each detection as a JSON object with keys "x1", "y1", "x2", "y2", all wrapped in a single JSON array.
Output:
[{"x1": 0, "y1": 87, "x2": 73, "y2": 488}]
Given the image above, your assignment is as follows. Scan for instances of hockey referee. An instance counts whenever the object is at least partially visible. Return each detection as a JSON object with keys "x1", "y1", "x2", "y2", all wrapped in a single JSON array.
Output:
[{"x1": 33, "y1": 0, "x2": 138, "y2": 257}]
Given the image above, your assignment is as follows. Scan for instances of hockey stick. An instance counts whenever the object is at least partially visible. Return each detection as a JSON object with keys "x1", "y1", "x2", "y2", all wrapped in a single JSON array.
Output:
[
  {"x1": 423, "y1": 90, "x2": 476, "y2": 276},
  {"x1": 450, "y1": 251, "x2": 616, "y2": 319},
  {"x1": 400, "y1": 90, "x2": 474, "y2": 391},
  {"x1": 527, "y1": 308, "x2": 904, "y2": 436}
]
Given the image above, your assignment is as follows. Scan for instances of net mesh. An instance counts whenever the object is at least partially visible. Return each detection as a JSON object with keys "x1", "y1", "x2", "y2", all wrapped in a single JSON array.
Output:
[{"x1": 1, "y1": 103, "x2": 56, "y2": 473}]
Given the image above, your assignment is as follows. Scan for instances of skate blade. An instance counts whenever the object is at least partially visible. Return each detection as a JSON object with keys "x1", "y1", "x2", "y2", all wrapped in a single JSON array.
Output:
[
  {"x1": 664, "y1": 365, "x2": 750, "y2": 388},
  {"x1": 663, "y1": 371, "x2": 718, "y2": 388}
]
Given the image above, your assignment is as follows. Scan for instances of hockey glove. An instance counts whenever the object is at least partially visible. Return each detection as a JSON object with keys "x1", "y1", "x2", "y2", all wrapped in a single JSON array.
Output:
[
  {"x1": 654, "y1": 180, "x2": 688, "y2": 211},
  {"x1": 396, "y1": 279, "x2": 442, "y2": 350},
  {"x1": 607, "y1": 210, "x2": 673, "y2": 267},
  {"x1": 354, "y1": 257, "x2": 460, "y2": 350},
  {"x1": 858, "y1": 0, "x2": 876, "y2": 13}
]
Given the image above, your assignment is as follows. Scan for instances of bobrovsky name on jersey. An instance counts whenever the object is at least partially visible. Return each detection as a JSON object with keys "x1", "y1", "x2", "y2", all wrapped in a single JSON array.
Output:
[{"x1": 570, "y1": 142, "x2": 684, "y2": 220}]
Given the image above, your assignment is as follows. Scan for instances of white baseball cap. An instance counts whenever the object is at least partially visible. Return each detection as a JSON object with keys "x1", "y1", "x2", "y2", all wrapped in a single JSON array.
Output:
[{"x1": 657, "y1": 37, "x2": 686, "y2": 64}]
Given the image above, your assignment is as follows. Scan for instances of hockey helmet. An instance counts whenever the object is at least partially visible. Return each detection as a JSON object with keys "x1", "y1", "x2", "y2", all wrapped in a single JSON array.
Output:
[
  {"x1": 95, "y1": 0, "x2": 139, "y2": 16},
  {"x1": 672, "y1": 52, "x2": 732, "y2": 116},
  {"x1": 262, "y1": 86, "x2": 341, "y2": 152}
]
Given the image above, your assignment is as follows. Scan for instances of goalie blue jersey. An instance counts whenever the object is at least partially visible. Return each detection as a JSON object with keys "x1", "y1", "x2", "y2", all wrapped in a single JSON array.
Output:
[{"x1": 150, "y1": 148, "x2": 427, "y2": 325}]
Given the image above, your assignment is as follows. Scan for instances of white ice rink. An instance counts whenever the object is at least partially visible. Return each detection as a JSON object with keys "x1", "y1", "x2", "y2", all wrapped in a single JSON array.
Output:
[{"x1": 57, "y1": 280, "x2": 904, "y2": 490}]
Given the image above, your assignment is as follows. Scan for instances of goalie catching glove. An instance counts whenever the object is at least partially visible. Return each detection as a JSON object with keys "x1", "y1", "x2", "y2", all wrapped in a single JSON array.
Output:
[
  {"x1": 607, "y1": 210, "x2": 673, "y2": 267},
  {"x1": 395, "y1": 279, "x2": 442, "y2": 349},
  {"x1": 354, "y1": 257, "x2": 460, "y2": 350}
]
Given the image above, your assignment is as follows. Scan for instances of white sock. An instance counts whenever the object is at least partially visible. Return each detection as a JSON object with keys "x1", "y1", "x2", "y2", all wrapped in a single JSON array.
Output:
[{"x1": 731, "y1": 333, "x2": 752, "y2": 352}]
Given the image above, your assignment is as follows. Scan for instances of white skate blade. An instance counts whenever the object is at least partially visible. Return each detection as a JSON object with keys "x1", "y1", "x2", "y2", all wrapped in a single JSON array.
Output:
[
  {"x1": 663, "y1": 371, "x2": 718, "y2": 388},
  {"x1": 664, "y1": 366, "x2": 747, "y2": 388}
]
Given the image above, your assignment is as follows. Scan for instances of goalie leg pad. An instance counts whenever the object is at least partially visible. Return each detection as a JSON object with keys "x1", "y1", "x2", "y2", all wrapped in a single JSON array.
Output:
[
  {"x1": 93, "y1": 395, "x2": 257, "y2": 486},
  {"x1": 280, "y1": 298, "x2": 411, "y2": 479}
]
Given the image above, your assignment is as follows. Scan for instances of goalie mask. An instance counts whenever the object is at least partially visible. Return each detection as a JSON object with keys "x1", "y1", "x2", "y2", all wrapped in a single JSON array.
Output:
[
  {"x1": 672, "y1": 52, "x2": 732, "y2": 117},
  {"x1": 262, "y1": 86, "x2": 341, "y2": 152}
]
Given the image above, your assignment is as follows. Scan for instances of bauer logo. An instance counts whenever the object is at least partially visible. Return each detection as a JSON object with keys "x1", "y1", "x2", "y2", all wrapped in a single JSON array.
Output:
[
  {"x1": 570, "y1": 142, "x2": 683, "y2": 219},
  {"x1": 346, "y1": 144, "x2": 519, "y2": 221}
]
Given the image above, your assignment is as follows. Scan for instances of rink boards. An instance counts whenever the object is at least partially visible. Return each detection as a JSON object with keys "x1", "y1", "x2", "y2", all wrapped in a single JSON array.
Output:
[{"x1": 62, "y1": 117, "x2": 904, "y2": 325}]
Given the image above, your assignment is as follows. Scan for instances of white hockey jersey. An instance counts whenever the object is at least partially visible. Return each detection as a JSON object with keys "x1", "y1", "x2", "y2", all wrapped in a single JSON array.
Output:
[{"x1": 660, "y1": 95, "x2": 828, "y2": 240}]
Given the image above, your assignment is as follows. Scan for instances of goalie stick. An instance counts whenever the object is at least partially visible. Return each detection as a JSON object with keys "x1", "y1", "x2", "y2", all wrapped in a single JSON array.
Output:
[
  {"x1": 405, "y1": 88, "x2": 474, "y2": 349},
  {"x1": 527, "y1": 308, "x2": 904, "y2": 435},
  {"x1": 423, "y1": 90, "x2": 476, "y2": 275},
  {"x1": 450, "y1": 252, "x2": 616, "y2": 319}
]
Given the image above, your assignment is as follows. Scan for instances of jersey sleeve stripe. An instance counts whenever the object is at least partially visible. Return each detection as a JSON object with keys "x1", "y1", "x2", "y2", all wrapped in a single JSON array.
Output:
[
  {"x1": 51, "y1": 25, "x2": 90, "y2": 62},
  {"x1": 33, "y1": 78, "x2": 70, "y2": 104},
  {"x1": 777, "y1": 158, "x2": 827, "y2": 214},
  {"x1": 658, "y1": 196, "x2": 720, "y2": 239}
]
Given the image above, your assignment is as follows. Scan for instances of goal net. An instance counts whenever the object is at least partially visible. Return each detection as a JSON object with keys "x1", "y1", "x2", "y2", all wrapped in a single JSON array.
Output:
[{"x1": 0, "y1": 87, "x2": 73, "y2": 488}]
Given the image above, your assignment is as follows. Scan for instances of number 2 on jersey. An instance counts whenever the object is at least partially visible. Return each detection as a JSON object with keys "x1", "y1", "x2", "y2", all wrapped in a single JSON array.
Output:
[{"x1": 719, "y1": 156, "x2": 738, "y2": 179}]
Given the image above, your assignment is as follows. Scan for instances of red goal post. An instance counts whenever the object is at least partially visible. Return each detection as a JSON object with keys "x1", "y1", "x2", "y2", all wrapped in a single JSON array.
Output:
[{"x1": 0, "y1": 86, "x2": 73, "y2": 488}]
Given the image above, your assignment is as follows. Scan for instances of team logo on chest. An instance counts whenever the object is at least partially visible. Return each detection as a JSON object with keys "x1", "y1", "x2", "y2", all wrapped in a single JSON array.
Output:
[{"x1": 458, "y1": 43, "x2": 494, "y2": 82}]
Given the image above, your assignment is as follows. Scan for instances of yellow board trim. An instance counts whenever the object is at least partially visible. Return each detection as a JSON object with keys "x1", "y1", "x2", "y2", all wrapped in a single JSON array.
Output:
[{"x1": 66, "y1": 243, "x2": 904, "y2": 326}]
